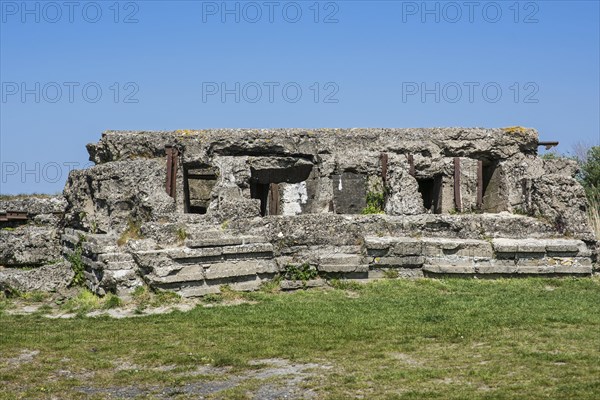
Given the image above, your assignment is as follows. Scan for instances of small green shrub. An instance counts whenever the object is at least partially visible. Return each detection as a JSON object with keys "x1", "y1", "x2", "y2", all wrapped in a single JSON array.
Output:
[
  {"x1": 68, "y1": 237, "x2": 86, "y2": 287},
  {"x1": 284, "y1": 263, "x2": 318, "y2": 281},
  {"x1": 362, "y1": 191, "x2": 386, "y2": 214}
]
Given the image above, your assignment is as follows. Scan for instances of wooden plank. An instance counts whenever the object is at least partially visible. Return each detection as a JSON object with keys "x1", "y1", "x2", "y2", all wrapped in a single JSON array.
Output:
[
  {"x1": 454, "y1": 157, "x2": 462, "y2": 212},
  {"x1": 268, "y1": 183, "x2": 280, "y2": 216},
  {"x1": 477, "y1": 160, "x2": 483, "y2": 209}
]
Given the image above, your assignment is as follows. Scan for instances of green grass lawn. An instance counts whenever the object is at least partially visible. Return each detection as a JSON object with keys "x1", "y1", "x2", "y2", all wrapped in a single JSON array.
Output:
[{"x1": 1, "y1": 278, "x2": 599, "y2": 399}]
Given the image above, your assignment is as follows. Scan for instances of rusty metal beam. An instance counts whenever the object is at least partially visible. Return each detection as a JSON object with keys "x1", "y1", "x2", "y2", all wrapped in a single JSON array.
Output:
[
  {"x1": 380, "y1": 152, "x2": 388, "y2": 184},
  {"x1": 454, "y1": 157, "x2": 462, "y2": 212},
  {"x1": 7, "y1": 211, "x2": 27, "y2": 220},
  {"x1": 538, "y1": 141, "x2": 559, "y2": 150},
  {"x1": 0, "y1": 211, "x2": 28, "y2": 222},
  {"x1": 165, "y1": 145, "x2": 179, "y2": 199},
  {"x1": 407, "y1": 154, "x2": 415, "y2": 176},
  {"x1": 477, "y1": 160, "x2": 483, "y2": 209}
]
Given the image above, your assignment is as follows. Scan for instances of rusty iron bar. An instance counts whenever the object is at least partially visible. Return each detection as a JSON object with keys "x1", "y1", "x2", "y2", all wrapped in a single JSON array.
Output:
[
  {"x1": 407, "y1": 154, "x2": 415, "y2": 176},
  {"x1": 0, "y1": 211, "x2": 28, "y2": 222},
  {"x1": 7, "y1": 211, "x2": 27, "y2": 220},
  {"x1": 165, "y1": 145, "x2": 179, "y2": 199},
  {"x1": 165, "y1": 147, "x2": 173, "y2": 197},
  {"x1": 380, "y1": 152, "x2": 388, "y2": 184},
  {"x1": 477, "y1": 160, "x2": 483, "y2": 209},
  {"x1": 538, "y1": 141, "x2": 559, "y2": 150},
  {"x1": 454, "y1": 157, "x2": 462, "y2": 212}
]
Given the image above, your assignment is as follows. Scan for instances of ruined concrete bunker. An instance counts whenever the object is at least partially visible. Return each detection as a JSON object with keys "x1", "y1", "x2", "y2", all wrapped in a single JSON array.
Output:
[{"x1": 1, "y1": 128, "x2": 597, "y2": 297}]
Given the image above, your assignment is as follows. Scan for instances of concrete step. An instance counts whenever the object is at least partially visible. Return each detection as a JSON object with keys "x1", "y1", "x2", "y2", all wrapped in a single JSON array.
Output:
[
  {"x1": 423, "y1": 260, "x2": 593, "y2": 275},
  {"x1": 318, "y1": 264, "x2": 369, "y2": 273},
  {"x1": 186, "y1": 236, "x2": 268, "y2": 248},
  {"x1": 492, "y1": 238, "x2": 589, "y2": 257},
  {"x1": 370, "y1": 255, "x2": 425, "y2": 268},
  {"x1": 147, "y1": 259, "x2": 278, "y2": 285}
]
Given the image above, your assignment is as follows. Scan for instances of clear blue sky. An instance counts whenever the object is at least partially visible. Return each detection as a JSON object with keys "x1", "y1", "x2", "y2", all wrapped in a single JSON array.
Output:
[{"x1": 1, "y1": 0, "x2": 599, "y2": 194}]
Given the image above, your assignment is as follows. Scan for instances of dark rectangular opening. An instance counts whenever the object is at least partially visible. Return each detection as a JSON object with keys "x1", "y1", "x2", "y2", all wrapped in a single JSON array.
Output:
[
  {"x1": 184, "y1": 165, "x2": 217, "y2": 214},
  {"x1": 481, "y1": 162, "x2": 504, "y2": 212},
  {"x1": 417, "y1": 178, "x2": 435, "y2": 210},
  {"x1": 250, "y1": 179, "x2": 270, "y2": 217},
  {"x1": 482, "y1": 163, "x2": 495, "y2": 196},
  {"x1": 417, "y1": 176, "x2": 442, "y2": 214}
]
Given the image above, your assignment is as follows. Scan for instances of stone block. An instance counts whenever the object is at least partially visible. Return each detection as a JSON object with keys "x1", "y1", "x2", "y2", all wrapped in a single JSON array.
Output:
[
  {"x1": 422, "y1": 264, "x2": 476, "y2": 274},
  {"x1": 204, "y1": 260, "x2": 277, "y2": 280},
  {"x1": 372, "y1": 256, "x2": 424, "y2": 267},
  {"x1": 318, "y1": 264, "x2": 369, "y2": 273},
  {"x1": 222, "y1": 243, "x2": 273, "y2": 256},
  {"x1": 319, "y1": 253, "x2": 362, "y2": 265},
  {"x1": 391, "y1": 238, "x2": 422, "y2": 256}
]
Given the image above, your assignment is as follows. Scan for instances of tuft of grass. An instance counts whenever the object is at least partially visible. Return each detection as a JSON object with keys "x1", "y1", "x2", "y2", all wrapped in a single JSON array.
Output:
[
  {"x1": 259, "y1": 275, "x2": 281, "y2": 293},
  {"x1": 176, "y1": 227, "x2": 187, "y2": 245},
  {"x1": 587, "y1": 194, "x2": 600, "y2": 239},
  {"x1": 20, "y1": 291, "x2": 49, "y2": 303},
  {"x1": 61, "y1": 289, "x2": 104, "y2": 314},
  {"x1": 202, "y1": 293, "x2": 223, "y2": 304},
  {"x1": 117, "y1": 218, "x2": 143, "y2": 246},
  {"x1": 329, "y1": 278, "x2": 363, "y2": 291},
  {"x1": 131, "y1": 286, "x2": 181, "y2": 309},
  {"x1": 103, "y1": 293, "x2": 123, "y2": 309},
  {"x1": 383, "y1": 269, "x2": 400, "y2": 279}
]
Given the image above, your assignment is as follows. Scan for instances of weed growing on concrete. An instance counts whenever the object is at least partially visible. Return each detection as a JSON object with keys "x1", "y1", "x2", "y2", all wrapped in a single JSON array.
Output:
[
  {"x1": 284, "y1": 263, "x2": 318, "y2": 281},
  {"x1": 362, "y1": 191, "x2": 386, "y2": 214},
  {"x1": 117, "y1": 218, "x2": 143, "y2": 246},
  {"x1": 68, "y1": 237, "x2": 86, "y2": 287}
]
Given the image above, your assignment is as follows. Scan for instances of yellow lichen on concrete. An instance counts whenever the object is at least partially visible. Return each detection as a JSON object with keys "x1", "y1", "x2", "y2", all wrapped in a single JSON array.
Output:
[{"x1": 502, "y1": 126, "x2": 529, "y2": 135}]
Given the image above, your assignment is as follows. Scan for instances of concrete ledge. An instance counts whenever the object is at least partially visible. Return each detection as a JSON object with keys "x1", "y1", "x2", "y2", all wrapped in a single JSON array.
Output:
[
  {"x1": 368, "y1": 268, "x2": 424, "y2": 279},
  {"x1": 318, "y1": 264, "x2": 369, "y2": 273},
  {"x1": 319, "y1": 254, "x2": 362, "y2": 265},
  {"x1": 186, "y1": 236, "x2": 268, "y2": 248},
  {"x1": 222, "y1": 243, "x2": 274, "y2": 255},
  {"x1": 371, "y1": 256, "x2": 424, "y2": 267},
  {"x1": 204, "y1": 260, "x2": 278, "y2": 280}
]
